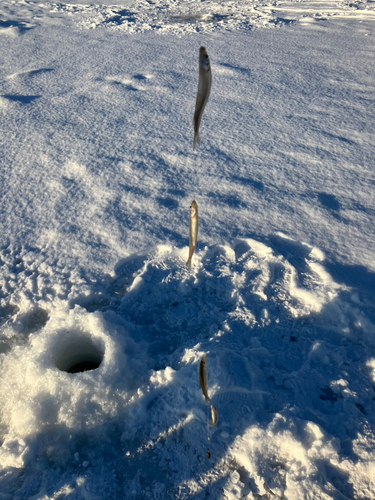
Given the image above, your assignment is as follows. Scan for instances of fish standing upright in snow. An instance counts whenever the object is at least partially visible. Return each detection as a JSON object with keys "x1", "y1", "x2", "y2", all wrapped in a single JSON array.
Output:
[
  {"x1": 193, "y1": 47, "x2": 212, "y2": 150},
  {"x1": 186, "y1": 200, "x2": 198, "y2": 270},
  {"x1": 199, "y1": 354, "x2": 210, "y2": 403},
  {"x1": 207, "y1": 405, "x2": 218, "y2": 427}
]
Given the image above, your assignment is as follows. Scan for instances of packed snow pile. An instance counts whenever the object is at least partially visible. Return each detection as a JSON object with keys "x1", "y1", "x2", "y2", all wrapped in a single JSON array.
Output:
[{"x1": 1, "y1": 238, "x2": 374, "y2": 498}]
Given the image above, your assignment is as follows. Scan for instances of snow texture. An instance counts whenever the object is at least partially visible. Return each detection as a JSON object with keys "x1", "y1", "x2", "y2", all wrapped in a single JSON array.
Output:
[{"x1": 0, "y1": 0, "x2": 375, "y2": 498}]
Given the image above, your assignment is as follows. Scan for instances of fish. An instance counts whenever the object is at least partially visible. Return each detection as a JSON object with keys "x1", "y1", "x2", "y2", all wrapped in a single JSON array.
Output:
[
  {"x1": 207, "y1": 405, "x2": 218, "y2": 427},
  {"x1": 193, "y1": 46, "x2": 212, "y2": 150},
  {"x1": 186, "y1": 200, "x2": 198, "y2": 271},
  {"x1": 206, "y1": 449, "x2": 211, "y2": 459},
  {"x1": 199, "y1": 354, "x2": 210, "y2": 403}
]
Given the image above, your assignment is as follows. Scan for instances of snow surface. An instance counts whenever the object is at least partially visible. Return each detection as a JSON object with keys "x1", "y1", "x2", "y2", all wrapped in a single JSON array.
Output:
[{"x1": 1, "y1": 0, "x2": 375, "y2": 498}]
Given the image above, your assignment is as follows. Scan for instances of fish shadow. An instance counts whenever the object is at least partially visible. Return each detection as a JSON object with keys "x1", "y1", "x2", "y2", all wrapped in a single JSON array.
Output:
[
  {"x1": 218, "y1": 62, "x2": 251, "y2": 76},
  {"x1": 231, "y1": 175, "x2": 264, "y2": 192},
  {"x1": 156, "y1": 197, "x2": 179, "y2": 210}
]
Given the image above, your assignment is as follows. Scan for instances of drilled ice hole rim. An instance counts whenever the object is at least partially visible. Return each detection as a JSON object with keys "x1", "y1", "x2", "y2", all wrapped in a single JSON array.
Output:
[{"x1": 52, "y1": 331, "x2": 105, "y2": 374}]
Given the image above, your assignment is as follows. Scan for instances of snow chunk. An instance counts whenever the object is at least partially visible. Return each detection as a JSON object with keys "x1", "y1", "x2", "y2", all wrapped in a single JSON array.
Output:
[
  {"x1": 150, "y1": 366, "x2": 176, "y2": 388},
  {"x1": 366, "y1": 358, "x2": 375, "y2": 383}
]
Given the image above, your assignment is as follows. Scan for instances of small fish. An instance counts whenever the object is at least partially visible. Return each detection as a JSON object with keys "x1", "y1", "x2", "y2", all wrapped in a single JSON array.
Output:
[
  {"x1": 207, "y1": 405, "x2": 218, "y2": 427},
  {"x1": 193, "y1": 47, "x2": 212, "y2": 150},
  {"x1": 206, "y1": 448, "x2": 211, "y2": 459},
  {"x1": 199, "y1": 354, "x2": 210, "y2": 403},
  {"x1": 186, "y1": 200, "x2": 198, "y2": 271}
]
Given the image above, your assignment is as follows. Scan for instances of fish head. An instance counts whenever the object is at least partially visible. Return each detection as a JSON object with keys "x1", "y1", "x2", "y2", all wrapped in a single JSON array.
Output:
[
  {"x1": 190, "y1": 200, "x2": 198, "y2": 217},
  {"x1": 199, "y1": 47, "x2": 210, "y2": 72}
]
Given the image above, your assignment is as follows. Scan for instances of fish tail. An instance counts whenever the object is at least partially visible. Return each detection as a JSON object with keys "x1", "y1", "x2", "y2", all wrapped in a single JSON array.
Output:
[
  {"x1": 186, "y1": 258, "x2": 192, "y2": 270},
  {"x1": 193, "y1": 132, "x2": 200, "y2": 150}
]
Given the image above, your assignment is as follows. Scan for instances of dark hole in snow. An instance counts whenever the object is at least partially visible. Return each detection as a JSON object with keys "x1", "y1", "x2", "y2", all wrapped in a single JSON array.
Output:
[
  {"x1": 53, "y1": 333, "x2": 104, "y2": 374},
  {"x1": 67, "y1": 360, "x2": 101, "y2": 373}
]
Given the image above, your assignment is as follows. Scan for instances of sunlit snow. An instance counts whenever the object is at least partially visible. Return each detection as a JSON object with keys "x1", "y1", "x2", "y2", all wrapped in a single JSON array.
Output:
[{"x1": 0, "y1": 0, "x2": 375, "y2": 498}]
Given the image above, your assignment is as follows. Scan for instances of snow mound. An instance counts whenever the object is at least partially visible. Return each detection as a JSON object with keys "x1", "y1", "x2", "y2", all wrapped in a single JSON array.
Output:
[{"x1": 1, "y1": 238, "x2": 374, "y2": 497}]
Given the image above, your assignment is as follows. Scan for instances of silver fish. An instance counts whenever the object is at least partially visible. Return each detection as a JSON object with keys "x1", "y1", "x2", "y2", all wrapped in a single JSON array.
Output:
[
  {"x1": 199, "y1": 354, "x2": 210, "y2": 403},
  {"x1": 186, "y1": 200, "x2": 198, "y2": 271},
  {"x1": 193, "y1": 47, "x2": 212, "y2": 150},
  {"x1": 208, "y1": 405, "x2": 218, "y2": 427}
]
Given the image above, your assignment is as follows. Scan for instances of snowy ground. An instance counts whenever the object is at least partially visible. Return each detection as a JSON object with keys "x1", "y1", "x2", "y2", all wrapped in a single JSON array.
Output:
[{"x1": 1, "y1": 0, "x2": 375, "y2": 498}]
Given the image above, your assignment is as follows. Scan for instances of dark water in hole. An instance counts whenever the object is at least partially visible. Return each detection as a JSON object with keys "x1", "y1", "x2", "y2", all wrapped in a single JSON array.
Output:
[{"x1": 67, "y1": 361, "x2": 101, "y2": 373}]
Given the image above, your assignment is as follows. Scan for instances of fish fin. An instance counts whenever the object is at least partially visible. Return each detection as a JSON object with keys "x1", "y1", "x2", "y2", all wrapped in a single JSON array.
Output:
[{"x1": 193, "y1": 133, "x2": 200, "y2": 150}]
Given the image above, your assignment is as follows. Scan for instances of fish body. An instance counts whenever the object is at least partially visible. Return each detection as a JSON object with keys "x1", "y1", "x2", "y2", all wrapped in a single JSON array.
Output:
[
  {"x1": 186, "y1": 200, "x2": 198, "y2": 270},
  {"x1": 193, "y1": 47, "x2": 212, "y2": 150},
  {"x1": 199, "y1": 354, "x2": 210, "y2": 403},
  {"x1": 208, "y1": 405, "x2": 218, "y2": 427}
]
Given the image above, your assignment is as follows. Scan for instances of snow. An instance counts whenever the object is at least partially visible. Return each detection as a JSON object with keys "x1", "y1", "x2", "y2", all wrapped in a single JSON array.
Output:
[{"x1": 0, "y1": 0, "x2": 375, "y2": 498}]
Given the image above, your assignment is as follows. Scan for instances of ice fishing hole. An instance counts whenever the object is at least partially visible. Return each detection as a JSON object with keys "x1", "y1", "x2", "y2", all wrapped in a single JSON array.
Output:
[{"x1": 53, "y1": 332, "x2": 104, "y2": 374}]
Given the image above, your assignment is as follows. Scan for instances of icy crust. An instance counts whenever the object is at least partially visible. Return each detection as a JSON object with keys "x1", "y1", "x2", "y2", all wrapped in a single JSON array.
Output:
[
  {"x1": 1, "y1": 239, "x2": 375, "y2": 498},
  {"x1": 1, "y1": 0, "x2": 373, "y2": 35},
  {"x1": 49, "y1": 0, "x2": 375, "y2": 33},
  {"x1": 48, "y1": 0, "x2": 281, "y2": 33}
]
